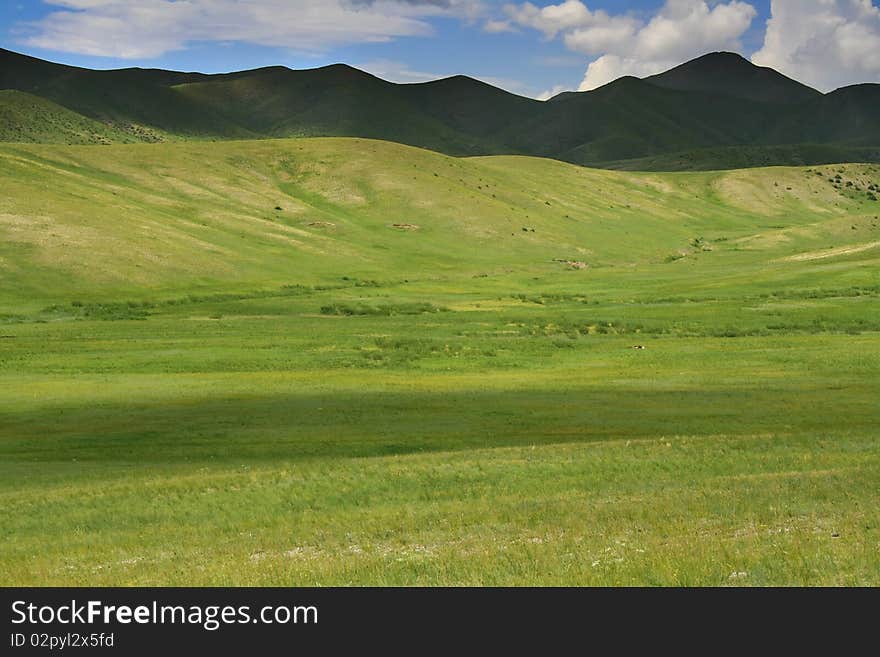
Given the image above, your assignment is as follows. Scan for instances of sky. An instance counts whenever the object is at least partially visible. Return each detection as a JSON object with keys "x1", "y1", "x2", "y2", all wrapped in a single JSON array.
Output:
[{"x1": 1, "y1": 1, "x2": 879, "y2": 99}]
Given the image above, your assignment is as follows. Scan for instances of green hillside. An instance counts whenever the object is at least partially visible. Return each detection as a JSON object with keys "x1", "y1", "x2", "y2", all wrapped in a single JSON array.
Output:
[
  {"x1": 769, "y1": 84, "x2": 880, "y2": 146},
  {"x1": 0, "y1": 48, "x2": 250, "y2": 140},
  {"x1": 2, "y1": 47, "x2": 879, "y2": 169},
  {"x1": 600, "y1": 143, "x2": 880, "y2": 171},
  {"x1": 0, "y1": 90, "x2": 141, "y2": 144},
  {"x1": 1, "y1": 138, "x2": 879, "y2": 586},
  {"x1": 401, "y1": 75, "x2": 540, "y2": 143},
  {"x1": 31, "y1": 68, "x2": 255, "y2": 140},
  {"x1": 173, "y1": 65, "x2": 508, "y2": 154},
  {"x1": 2, "y1": 137, "x2": 878, "y2": 308},
  {"x1": 506, "y1": 76, "x2": 772, "y2": 163}
]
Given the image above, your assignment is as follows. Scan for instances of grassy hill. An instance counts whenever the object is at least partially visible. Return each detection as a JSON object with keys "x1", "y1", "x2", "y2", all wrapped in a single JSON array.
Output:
[
  {"x1": 0, "y1": 90, "x2": 142, "y2": 144},
  {"x1": 599, "y1": 143, "x2": 880, "y2": 171},
  {"x1": 2, "y1": 137, "x2": 878, "y2": 307},
  {"x1": 0, "y1": 48, "x2": 250, "y2": 140},
  {"x1": 2, "y1": 48, "x2": 879, "y2": 169},
  {"x1": 1, "y1": 138, "x2": 879, "y2": 586}
]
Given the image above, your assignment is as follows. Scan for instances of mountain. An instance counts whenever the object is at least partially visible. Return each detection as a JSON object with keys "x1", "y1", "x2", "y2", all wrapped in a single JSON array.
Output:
[
  {"x1": 769, "y1": 84, "x2": 880, "y2": 146},
  {"x1": 501, "y1": 75, "x2": 773, "y2": 164},
  {"x1": 172, "y1": 64, "x2": 523, "y2": 154},
  {"x1": 1, "y1": 47, "x2": 879, "y2": 170},
  {"x1": 0, "y1": 48, "x2": 250, "y2": 139},
  {"x1": 644, "y1": 51, "x2": 821, "y2": 105}
]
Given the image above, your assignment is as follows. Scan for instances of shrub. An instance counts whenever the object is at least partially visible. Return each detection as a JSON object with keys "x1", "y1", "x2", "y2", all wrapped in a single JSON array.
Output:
[{"x1": 320, "y1": 302, "x2": 448, "y2": 317}]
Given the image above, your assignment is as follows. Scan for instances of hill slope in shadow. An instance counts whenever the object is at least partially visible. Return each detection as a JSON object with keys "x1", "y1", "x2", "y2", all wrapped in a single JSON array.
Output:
[{"x1": 1, "y1": 48, "x2": 878, "y2": 170}]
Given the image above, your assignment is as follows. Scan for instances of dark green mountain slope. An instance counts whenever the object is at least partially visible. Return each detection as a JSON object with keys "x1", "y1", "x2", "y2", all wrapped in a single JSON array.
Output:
[
  {"x1": 768, "y1": 84, "x2": 880, "y2": 146},
  {"x1": 0, "y1": 47, "x2": 208, "y2": 89},
  {"x1": 505, "y1": 76, "x2": 772, "y2": 164},
  {"x1": 173, "y1": 65, "x2": 506, "y2": 154},
  {"x1": 35, "y1": 70, "x2": 253, "y2": 139},
  {"x1": 0, "y1": 47, "x2": 76, "y2": 89},
  {"x1": 644, "y1": 51, "x2": 821, "y2": 104},
  {"x1": 399, "y1": 75, "x2": 541, "y2": 144},
  {"x1": 1, "y1": 47, "x2": 879, "y2": 170},
  {"x1": 0, "y1": 48, "x2": 251, "y2": 139}
]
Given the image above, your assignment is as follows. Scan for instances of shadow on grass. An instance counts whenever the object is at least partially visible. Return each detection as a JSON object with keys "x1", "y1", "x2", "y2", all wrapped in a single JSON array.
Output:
[{"x1": 2, "y1": 385, "x2": 876, "y2": 464}]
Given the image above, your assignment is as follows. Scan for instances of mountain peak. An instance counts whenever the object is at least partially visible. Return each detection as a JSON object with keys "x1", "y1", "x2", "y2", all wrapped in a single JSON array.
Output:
[
  {"x1": 645, "y1": 52, "x2": 821, "y2": 105},
  {"x1": 691, "y1": 51, "x2": 751, "y2": 65}
]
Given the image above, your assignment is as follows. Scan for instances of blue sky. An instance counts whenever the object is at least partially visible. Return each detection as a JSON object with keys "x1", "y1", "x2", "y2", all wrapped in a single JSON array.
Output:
[{"x1": 2, "y1": 1, "x2": 878, "y2": 98}]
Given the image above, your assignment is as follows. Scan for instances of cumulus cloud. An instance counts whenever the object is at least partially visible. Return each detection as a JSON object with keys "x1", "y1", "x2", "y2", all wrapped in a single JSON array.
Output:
[
  {"x1": 500, "y1": 0, "x2": 757, "y2": 91},
  {"x1": 536, "y1": 84, "x2": 569, "y2": 100},
  {"x1": 504, "y1": 0, "x2": 596, "y2": 38},
  {"x1": 484, "y1": 19, "x2": 518, "y2": 33},
  {"x1": 752, "y1": 0, "x2": 880, "y2": 91},
  {"x1": 24, "y1": 0, "x2": 486, "y2": 59}
]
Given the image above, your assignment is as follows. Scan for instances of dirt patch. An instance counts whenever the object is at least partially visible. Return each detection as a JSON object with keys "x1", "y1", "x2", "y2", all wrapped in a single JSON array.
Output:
[
  {"x1": 554, "y1": 259, "x2": 588, "y2": 270},
  {"x1": 781, "y1": 241, "x2": 880, "y2": 262}
]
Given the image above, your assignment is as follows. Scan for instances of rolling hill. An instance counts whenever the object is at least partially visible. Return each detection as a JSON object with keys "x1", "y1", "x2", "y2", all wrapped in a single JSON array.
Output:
[
  {"x1": 1, "y1": 137, "x2": 879, "y2": 586},
  {"x1": 1, "y1": 47, "x2": 879, "y2": 169},
  {"x1": 2, "y1": 14, "x2": 880, "y2": 587},
  {"x1": 0, "y1": 90, "x2": 142, "y2": 144},
  {"x1": 1, "y1": 137, "x2": 878, "y2": 308}
]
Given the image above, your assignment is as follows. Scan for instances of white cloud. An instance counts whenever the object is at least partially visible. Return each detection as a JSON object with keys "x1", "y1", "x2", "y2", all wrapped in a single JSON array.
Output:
[
  {"x1": 563, "y1": 18, "x2": 640, "y2": 57},
  {"x1": 578, "y1": 55, "x2": 683, "y2": 88},
  {"x1": 536, "y1": 84, "x2": 569, "y2": 100},
  {"x1": 580, "y1": 0, "x2": 757, "y2": 89},
  {"x1": 503, "y1": 0, "x2": 595, "y2": 38},
  {"x1": 751, "y1": 0, "x2": 880, "y2": 91},
  {"x1": 501, "y1": 0, "x2": 757, "y2": 91},
  {"x1": 484, "y1": 19, "x2": 518, "y2": 33},
  {"x1": 24, "y1": 0, "x2": 486, "y2": 59}
]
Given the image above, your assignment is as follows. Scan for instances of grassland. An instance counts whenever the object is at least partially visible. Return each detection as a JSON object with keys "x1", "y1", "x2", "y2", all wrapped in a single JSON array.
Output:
[{"x1": 1, "y1": 138, "x2": 878, "y2": 585}]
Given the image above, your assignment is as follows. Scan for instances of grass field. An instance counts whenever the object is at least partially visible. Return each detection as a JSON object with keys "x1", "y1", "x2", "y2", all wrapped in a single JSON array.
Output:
[{"x1": 1, "y1": 138, "x2": 879, "y2": 585}]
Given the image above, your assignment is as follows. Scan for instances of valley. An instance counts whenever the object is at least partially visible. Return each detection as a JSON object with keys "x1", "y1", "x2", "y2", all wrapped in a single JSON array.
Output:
[{"x1": 1, "y1": 138, "x2": 878, "y2": 585}]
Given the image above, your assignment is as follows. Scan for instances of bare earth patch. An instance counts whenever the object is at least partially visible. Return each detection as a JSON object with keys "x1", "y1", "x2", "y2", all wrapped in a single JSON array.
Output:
[
  {"x1": 555, "y1": 259, "x2": 588, "y2": 270},
  {"x1": 781, "y1": 241, "x2": 880, "y2": 262}
]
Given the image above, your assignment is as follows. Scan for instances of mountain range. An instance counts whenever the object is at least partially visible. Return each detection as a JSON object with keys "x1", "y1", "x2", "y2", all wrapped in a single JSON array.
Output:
[{"x1": 1, "y1": 47, "x2": 878, "y2": 170}]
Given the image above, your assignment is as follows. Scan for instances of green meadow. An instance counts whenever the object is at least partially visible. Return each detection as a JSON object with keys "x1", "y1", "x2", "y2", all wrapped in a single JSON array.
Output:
[{"x1": 1, "y1": 138, "x2": 878, "y2": 585}]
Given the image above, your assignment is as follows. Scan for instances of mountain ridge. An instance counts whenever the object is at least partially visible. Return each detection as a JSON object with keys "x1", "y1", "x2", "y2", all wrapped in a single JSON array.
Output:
[
  {"x1": 1, "y1": 47, "x2": 879, "y2": 170},
  {"x1": 645, "y1": 51, "x2": 821, "y2": 104}
]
